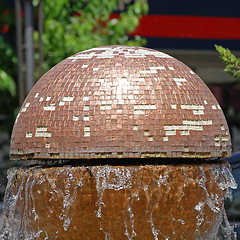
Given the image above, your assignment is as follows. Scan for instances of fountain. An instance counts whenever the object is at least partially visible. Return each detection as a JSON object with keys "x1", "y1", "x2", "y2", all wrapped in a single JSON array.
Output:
[{"x1": 1, "y1": 46, "x2": 237, "y2": 239}]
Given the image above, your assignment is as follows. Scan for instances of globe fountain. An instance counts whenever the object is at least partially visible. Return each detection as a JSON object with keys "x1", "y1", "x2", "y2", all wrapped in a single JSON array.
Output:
[{"x1": 1, "y1": 45, "x2": 237, "y2": 239}]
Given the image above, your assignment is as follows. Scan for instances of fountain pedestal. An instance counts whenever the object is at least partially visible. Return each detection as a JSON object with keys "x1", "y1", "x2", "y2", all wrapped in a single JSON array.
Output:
[
  {"x1": 2, "y1": 45, "x2": 237, "y2": 239},
  {"x1": 3, "y1": 162, "x2": 236, "y2": 240}
]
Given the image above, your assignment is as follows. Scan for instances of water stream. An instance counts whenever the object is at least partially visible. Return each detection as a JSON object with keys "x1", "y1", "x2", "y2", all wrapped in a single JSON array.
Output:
[{"x1": 0, "y1": 162, "x2": 237, "y2": 240}]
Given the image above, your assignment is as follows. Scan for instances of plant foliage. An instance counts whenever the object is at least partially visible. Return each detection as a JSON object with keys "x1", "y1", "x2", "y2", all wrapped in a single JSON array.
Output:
[
  {"x1": 0, "y1": 2, "x2": 17, "y2": 132},
  {"x1": 0, "y1": 36, "x2": 17, "y2": 131},
  {"x1": 215, "y1": 45, "x2": 240, "y2": 79},
  {"x1": 41, "y1": 0, "x2": 149, "y2": 72}
]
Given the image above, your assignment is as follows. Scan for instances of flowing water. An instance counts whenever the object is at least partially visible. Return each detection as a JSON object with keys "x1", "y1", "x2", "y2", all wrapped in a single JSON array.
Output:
[{"x1": 0, "y1": 163, "x2": 237, "y2": 240}]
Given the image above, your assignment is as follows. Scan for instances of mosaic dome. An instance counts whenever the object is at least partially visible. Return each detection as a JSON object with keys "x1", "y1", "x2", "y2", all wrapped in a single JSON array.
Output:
[{"x1": 10, "y1": 45, "x2": 231, "y2": 160}]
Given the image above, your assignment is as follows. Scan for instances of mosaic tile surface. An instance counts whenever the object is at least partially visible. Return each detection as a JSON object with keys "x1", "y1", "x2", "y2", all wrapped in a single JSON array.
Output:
[
  {"x1": 4, "y1": 163, "x2": 235, "y2": 239},
  {"x1": 10, "y1": 46, "x2": 231, "y2": 160}
]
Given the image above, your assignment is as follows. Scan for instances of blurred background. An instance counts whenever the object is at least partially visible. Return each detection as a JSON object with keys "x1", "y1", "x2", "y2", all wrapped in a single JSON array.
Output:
[{"x1": 0, "y1": 0, "x2": 240, "y2": 233}]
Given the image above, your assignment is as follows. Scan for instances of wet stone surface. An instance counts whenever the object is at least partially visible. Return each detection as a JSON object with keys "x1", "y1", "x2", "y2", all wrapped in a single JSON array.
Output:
[{"x1": 1, "y1": 162, "x2": 237, "y2": 240}]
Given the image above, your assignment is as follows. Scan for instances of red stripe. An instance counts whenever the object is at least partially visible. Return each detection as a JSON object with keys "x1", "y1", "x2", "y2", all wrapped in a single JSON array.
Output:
[{"x1": 129, "y1": 15, "x2": 240, "y2": 40}]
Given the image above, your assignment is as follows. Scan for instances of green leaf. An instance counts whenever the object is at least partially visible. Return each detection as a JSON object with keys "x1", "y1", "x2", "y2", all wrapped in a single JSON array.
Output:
[{"x1": 0, "y1": 70, "x2": 16, "y2": 97}]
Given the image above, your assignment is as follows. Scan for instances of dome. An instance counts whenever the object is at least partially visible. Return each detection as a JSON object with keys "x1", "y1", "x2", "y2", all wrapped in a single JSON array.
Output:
[{"x1": 10, "y1": 45, "x2": 231, "y2": 160}]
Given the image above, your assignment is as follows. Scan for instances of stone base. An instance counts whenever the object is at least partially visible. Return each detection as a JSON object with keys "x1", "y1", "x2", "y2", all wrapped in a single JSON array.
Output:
[{"x1": 3, "y1": 162, "x2": 236, "y2": 239}]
